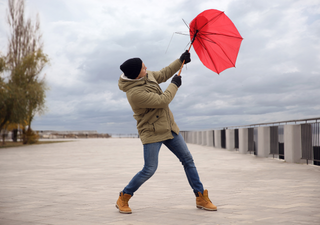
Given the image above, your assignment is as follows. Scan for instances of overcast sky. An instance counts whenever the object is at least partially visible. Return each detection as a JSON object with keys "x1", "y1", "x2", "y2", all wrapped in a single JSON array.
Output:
[{"x1": 1, "y1": 0, "x2": 319, "y2": 135}]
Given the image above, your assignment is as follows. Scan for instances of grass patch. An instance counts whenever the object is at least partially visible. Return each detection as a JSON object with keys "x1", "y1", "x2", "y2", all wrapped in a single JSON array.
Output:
[{"x1": 0, "y1": 140, "x2": 72, "y2": 148}]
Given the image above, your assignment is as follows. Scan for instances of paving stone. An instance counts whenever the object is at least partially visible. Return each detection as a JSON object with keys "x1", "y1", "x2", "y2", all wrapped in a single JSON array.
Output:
[{"x1": 0, "y1": 138, "x2": 320, "y2": 225}]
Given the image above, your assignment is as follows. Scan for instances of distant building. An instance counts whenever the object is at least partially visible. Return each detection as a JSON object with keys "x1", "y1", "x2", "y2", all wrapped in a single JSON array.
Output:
[{"x1": 37, "y1": 130, "x2": 111, "y2": 139}]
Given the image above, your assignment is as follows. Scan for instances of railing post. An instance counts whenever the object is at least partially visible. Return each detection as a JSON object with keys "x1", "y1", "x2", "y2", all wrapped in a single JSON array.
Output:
[
  {"x1": 239, "y1": 128, "x2": 248, "y2": 154},
  {"x1": 214, "y1": 130, "x2": 221, "y2": 148},
  {"x1": 197, "y1": 131, "x2": 202, "y2": 145},
  {"x1": 226, "y1": 129, "x2": 235, "y2": 150},
  {"x1": 207, "y1": 130, "x2": 214, "y2": 147},
  {"x1": 202, "y1": 131, "x2": 207, "y2": 146},
  {"x1": 192, "y1": 131, "x2": 197, "y2": 144},
  {"x1": 257, "y1": 126, "x2": 270, "y2": 158},
  {"x1": 284, "y1": 124, "x2": 302, "y2": 163}
]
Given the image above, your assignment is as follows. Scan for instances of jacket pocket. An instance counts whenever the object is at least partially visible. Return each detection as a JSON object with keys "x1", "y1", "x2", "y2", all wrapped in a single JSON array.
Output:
[{"x1": 148, "y1": 109, "x2": 169, "y2": 135}]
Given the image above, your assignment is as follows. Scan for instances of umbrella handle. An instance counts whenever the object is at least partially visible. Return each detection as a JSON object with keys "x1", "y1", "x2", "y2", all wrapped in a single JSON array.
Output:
[{"x1": 178, "y1": 43, "x2": 193, "y2": 76}]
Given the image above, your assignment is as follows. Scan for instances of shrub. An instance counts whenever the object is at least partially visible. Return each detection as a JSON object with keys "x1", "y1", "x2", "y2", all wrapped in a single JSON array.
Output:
[{"x1": 23, "y1": 128, "x2": 39, "y2": 144}]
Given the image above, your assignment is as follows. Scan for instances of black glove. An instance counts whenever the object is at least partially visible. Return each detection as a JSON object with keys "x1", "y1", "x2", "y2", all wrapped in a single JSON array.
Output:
[
  {"x1": 180, "y1": 50, "x2": 191, "y2": 64},
  {"x1": 171, "y1": 74, "x2": 182, "y2": 88}
]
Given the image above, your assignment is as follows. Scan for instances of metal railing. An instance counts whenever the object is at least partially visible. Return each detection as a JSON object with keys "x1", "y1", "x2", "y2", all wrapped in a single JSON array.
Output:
[
  {"x1": 181, "y1": 117, "x2": 320, "y2": 166},
  {"x1": 227, "y1": 117, "x2": 320, "y2": 129},
  {"x1": 224, "y1": 117, "x2": 320, "y2": 163}
]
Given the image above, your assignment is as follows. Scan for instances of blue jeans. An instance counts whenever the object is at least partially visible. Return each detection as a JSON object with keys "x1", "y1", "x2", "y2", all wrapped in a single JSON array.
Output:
[{"x1": 122, "y1": 132, "x2": 204, "y2": 196}]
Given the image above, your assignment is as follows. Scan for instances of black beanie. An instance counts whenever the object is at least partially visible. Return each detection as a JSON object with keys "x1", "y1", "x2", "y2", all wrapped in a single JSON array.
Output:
[{"x1": 120, "y1": 58, "x2": 143, "y2": 79}]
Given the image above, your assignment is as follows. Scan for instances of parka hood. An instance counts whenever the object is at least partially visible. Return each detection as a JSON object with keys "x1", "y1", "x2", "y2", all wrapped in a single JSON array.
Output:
[{"x1": 118, "y1": 73, "x2": 147, "y2": 93}]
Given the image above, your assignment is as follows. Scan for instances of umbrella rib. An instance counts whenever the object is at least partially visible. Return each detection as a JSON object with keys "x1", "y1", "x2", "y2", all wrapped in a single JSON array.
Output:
[
  {"x1": 197, "y1": 36, "x2": 219, "y2": 74},
  {"x1": 199, "y1": 35, "x2": 241, "y2": 44},
  {"x1": 201, "y1": 31, "x2": 243, "y2": 40},
  {"x1": 197, "y1": 34, "x2": 236, "y2": 67}
]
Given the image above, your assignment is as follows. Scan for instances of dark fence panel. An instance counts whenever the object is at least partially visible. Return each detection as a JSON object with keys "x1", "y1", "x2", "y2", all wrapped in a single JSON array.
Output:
[
  {"x1": 312, "y1": 122, "x2": 320, "y2": 166},
  {"x1": 221, "y1": 129, "x2": 226, "y2": 149},
  {"x1": 279, "y1": 143, "x2": 284, "y2": 159},
  {"x1": 235, "y1": 129, "x2": 239, "y2": 149},
  {"x1": 314, "y1": 147, "x2": 320, "y2": 166},
  {"x1": 253, "y1": 128, "x2": 258, "y2": 155},
  {"x1": 278, "y1": 125, "x2": 284, "y2": 160},
  {"x1": 248, "y1": 128, "x2": 254, "y2": 154},
  {"x1": 301, "y1": 124, "x2": 313, "y2": 161},
  {"x1": 270, "y1": 126, "x2": 279, "y2": 157},
  {"x1": 212, "y1": 130, "x2": 215, "y2": 147}
]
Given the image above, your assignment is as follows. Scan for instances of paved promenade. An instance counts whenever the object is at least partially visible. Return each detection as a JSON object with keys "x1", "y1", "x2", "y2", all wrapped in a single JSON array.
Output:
[{"x1": 1, "y1": 138, "x2": 320, "y2": 225}]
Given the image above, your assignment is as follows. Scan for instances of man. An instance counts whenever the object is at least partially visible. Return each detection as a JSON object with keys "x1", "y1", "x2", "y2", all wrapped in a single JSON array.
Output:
[{"x1": 117, "y1": 51, "x2": 217, "y2": 214}]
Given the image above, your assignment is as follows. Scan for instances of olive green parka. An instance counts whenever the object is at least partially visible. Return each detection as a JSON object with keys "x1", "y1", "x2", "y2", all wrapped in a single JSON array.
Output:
[{"x1": 118, "y1": 59, "x2": 182, "y2": 144}]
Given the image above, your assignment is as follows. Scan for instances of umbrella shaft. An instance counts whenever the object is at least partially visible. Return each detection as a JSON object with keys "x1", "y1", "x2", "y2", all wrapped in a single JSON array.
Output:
[
  {"x1": 178, "y1": 43, "x2": 193, "y2": 76},
  {"x1": 191, "y1": 30, "x2": 199, "y2": 44},
  {"x1": 178, "y1": 31, "x2": 198, "y2": 76}
]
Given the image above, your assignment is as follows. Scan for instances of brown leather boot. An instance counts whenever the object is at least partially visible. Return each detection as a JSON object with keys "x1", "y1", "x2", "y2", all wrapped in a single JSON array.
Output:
[
  {"x1": 116, "y1": 192, "x2": 132, "y2": 214},
  {"x1": 196, "y1": 189, "x2": 217, "y2": 211}
]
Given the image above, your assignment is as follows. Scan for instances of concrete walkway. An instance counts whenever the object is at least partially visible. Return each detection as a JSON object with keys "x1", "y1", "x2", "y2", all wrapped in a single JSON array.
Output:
[{"x1": 0, "y1": 138, "x2": 320, "y2": 225}]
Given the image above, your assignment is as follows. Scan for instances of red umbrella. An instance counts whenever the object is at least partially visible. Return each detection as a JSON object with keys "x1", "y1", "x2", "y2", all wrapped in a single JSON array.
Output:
[{"x1": 179, "y1": 9, "x2": 243, "y2": 75}]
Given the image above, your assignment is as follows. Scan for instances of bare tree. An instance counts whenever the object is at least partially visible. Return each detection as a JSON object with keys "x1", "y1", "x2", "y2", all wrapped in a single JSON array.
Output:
[
  {"x1": 6, "y1": 0, "x2": 43, "y2": 70},
  {"x1": 0, "y1": 0, "x2": 49, "y2": 144}
]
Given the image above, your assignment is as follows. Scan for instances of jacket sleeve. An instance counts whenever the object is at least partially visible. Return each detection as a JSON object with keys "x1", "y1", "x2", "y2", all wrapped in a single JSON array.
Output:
[
  {"x1": 128, "y1": 83, "x2": 178, "y2": 109},
  {"x1": 152, "y1": 59, "x2": 182, "y2": 84}
]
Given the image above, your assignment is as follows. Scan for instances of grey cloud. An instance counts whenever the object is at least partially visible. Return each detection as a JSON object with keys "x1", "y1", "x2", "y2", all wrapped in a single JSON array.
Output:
[{"x1": 1, "y1": 0, "x2": 319, "y2": 134}]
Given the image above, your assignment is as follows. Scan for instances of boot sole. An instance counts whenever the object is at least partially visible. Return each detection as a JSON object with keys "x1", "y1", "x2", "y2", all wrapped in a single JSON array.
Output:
[
  {"x1": 115, "y1": 204, "x2": 132, "y2": 214},
  {"x1": 197, "y1": 205, "x2": 217, "y2": 211}
]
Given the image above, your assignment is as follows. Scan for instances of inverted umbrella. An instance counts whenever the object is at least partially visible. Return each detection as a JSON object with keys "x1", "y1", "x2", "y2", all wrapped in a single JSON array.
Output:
[{"x1": 178, "y1": 9, "x2": 243, "y2": 75}]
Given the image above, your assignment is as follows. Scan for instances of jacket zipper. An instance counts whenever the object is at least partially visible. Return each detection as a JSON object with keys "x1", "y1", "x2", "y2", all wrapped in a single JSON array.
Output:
[{"x1": 148, "y1": 78, "x2": 173, "y2": 132}]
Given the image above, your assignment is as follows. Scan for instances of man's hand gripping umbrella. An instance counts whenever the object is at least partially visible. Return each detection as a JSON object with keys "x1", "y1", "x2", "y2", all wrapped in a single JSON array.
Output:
[{"x1": 177, "y1": 30, "x2": 198, "y2": 76}]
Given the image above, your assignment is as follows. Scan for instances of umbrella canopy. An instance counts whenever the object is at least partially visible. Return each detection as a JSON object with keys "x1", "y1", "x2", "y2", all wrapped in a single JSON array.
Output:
[{"x1": 189, "y1": 9, "x2": 243, "y2": 74}]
